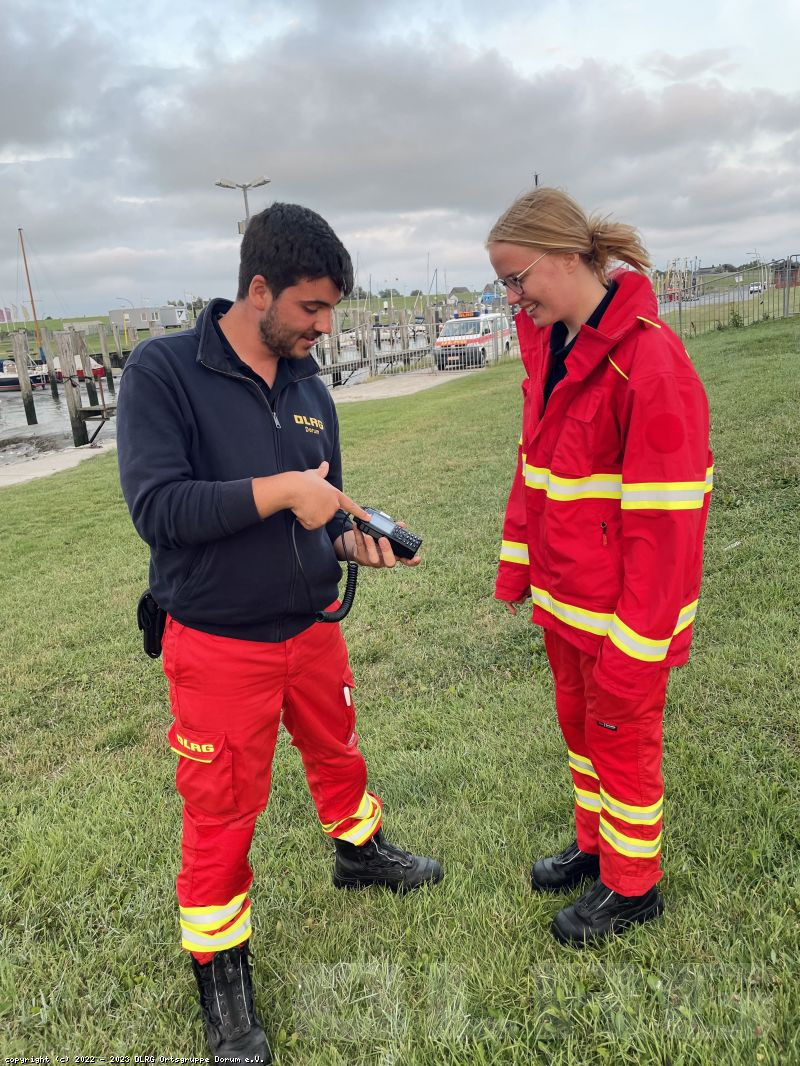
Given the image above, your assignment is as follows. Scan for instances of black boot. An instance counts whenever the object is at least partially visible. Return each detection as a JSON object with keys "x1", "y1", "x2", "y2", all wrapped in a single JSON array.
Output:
[
  {"x1": 531, "y1": 840, "x2": 600, "y2": 893},
  {"x1": 191, "y1": 943, "x2": 272, "y2": 1064},
  {"x1": 551, "y1": 877, "x2": 664, "y2": 947},
  {"x1": 333, "y1": 830, "x2": 443, "y2": 893}
]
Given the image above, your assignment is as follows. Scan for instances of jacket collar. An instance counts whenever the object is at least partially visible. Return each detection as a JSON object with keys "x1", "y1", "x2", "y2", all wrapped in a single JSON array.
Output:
[
  {"x1": 516, "y1": 269, "x2": 659, "y2": 386},
  {"x1": 195, "y1": 297, "x2": 321, "y2": 385}
]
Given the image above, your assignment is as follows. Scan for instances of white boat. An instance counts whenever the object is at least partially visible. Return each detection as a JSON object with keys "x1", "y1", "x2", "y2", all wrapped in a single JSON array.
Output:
[{"x1": 0, "y1": 358, "x2": 48, "y2": 393}]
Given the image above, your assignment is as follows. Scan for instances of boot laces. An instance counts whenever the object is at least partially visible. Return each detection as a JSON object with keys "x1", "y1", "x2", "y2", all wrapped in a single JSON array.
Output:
[{"x1": 203, "y1": 948, "x2": 252, "y2": 1039}]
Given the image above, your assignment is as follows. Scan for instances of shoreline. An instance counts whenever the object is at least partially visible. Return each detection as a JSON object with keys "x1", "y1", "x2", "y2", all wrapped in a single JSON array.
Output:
[{"x1": 0, "y1": 368, "x2": 475, "y2": 489}]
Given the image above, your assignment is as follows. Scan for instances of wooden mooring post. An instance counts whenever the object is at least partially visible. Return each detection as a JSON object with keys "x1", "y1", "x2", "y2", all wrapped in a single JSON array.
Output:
[
  {"x1": 40, "y1": 326, "x2": 60, "y2": 398},
  {"x1": 97, "y1": 324, "x2": 115, "y2": 394},
  {"x1": 111, "y1": 322, "x2": 124, "y2": 365},
  {"x1": 12, "y1": 331, "x2": 38, "y2": 426},
  {"x1": 55, "y1": 331, "x2": 89, "y2": 447},
  {"x1": 69, "y1": 328, "x2": 99, "y2": 407}
]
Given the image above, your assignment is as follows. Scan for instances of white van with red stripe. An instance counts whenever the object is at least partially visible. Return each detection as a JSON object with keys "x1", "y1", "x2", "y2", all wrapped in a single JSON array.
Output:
[{"x1": 434, "y1": 311, "x2": 512, "y2": 370}]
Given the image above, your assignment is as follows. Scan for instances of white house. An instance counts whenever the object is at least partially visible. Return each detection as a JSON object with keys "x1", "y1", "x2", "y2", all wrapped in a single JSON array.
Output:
[{"x1": 107, "y1": 306, "x2": 189, "y2": 330}]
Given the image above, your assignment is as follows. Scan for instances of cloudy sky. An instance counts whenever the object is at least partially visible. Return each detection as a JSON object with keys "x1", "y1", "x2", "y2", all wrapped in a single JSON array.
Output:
[{"x1": 1, "y1": 0, "x2": 798, "y2": 318}]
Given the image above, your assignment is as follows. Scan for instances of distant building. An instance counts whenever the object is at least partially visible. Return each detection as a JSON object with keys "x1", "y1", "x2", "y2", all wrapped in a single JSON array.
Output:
[
  {"x1": 447, "y1": 286, "x2": 474, "y2": 307},
  {"x1": 108, "y1": 306, "x2": 189, "y2": 330},
  {"x1": 62, "y1": 320, "x2": 106, "y2": 333}
]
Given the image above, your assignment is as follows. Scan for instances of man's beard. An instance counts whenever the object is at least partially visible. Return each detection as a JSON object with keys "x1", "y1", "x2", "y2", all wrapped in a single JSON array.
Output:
[{"x1": 259, "y1": 304, "x2": 318, "y2": 360}]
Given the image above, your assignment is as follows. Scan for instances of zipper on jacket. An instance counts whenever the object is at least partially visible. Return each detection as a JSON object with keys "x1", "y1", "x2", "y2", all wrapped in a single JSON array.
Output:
[
  {"x1": 601, "y1": 521, "x2": 608, "y2": 546},
  {"x1": 202, "y1": 361, "x2": 283, "y2": 430},
  {"x1": 201, "y1": 360, "x2": 294, "y2": 631}
]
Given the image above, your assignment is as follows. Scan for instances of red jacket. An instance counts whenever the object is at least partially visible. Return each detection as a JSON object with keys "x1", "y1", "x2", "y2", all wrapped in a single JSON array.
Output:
[{"x1": 496, "y1": 270, "x2": 712, "y2": 699}]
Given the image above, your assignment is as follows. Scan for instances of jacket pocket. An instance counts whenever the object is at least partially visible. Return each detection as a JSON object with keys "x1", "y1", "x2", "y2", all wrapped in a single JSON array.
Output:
[
  {"x1": 175, "y1": 543, "x2": 211, "y2": 599},
  {"x1": 550, "y1": 388, "x2": 603, "y2": 478},
  {"x1": 168, "y1": 719, "x2": 238, "y2": 818}
]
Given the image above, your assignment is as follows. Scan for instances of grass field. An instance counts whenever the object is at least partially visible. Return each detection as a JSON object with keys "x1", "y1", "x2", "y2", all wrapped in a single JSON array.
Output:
[{"x1": 2, "y1": 319, "x2": 799, "y2": 1064}]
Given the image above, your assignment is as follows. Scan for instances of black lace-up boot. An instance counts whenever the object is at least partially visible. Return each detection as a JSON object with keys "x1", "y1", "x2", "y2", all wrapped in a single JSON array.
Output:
[
  {"x1": 333, "y1": 829, "x2": 443, "y2": 893},
  {"x1": 191, "y1": 943, "x2": 272, "y2": 1064},
  {"x1": 551, "y1": 877, "x2": 664, "y2": 947},
  {"x1": 531, "y1": 840, "x2": 600, "y2": 893}
]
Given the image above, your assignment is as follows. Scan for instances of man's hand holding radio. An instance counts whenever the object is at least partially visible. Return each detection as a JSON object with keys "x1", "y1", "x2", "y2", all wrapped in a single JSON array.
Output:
[
  {"x1": 252, "y1": 463, "x2": 421, "y2": 570},
  {"x1": 334, "y1": 525, "x2": 421, "y2": 570}
]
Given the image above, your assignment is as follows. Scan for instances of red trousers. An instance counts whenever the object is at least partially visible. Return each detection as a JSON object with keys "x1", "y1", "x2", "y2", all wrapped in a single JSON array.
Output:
[
  {"x1": 162, "y1": 615, "x2": 382, "y2": 956},
  {"x1": 543, "y1": 630, "x2": 669, "y2": 896}
]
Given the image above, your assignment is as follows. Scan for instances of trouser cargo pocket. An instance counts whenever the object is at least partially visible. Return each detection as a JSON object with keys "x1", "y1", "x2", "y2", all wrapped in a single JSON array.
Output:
[{"x1": 168, "y1": 719, "x2": 238, "y2": 819}]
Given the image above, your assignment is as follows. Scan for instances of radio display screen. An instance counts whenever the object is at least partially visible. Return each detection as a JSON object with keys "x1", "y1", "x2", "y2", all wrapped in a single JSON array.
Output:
[{"x1": 368, "y1": 512, "x2": 395, "y2": 535}]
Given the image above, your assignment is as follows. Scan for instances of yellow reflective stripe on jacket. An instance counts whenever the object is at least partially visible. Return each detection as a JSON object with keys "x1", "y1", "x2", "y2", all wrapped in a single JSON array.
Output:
[
  {"x1": 179, "y1": 892, "x2": 248, "y2": 932},
  {"x1": 547, "y1": 473, "x2": 622, "y2": 501},
  {"x1": 672, "y1": 599, "x2": 698, "y2": 636},
  {"x1": 523, "y1": 462, "x2": 622, "y2": 500},
  {"x1": 180, "y1": 904, "x2": 252, "y2": 952},
  {"x1": 523, "y1": 462, "x2": 549, "y2": 490},
  {"x1": 601, "y1": 788, "x2": 663, "y2": 826},
  {"x1": 621, "y1": 479, "x2": 707, "y2": 510},
  {"x1": 574, "y1": 785, "x2": 602, "y2": 812},
  {"x1": 568, "y1": 749, "x2": 599, "y2": 781},
  {"x1": 532, "y1": 586, "x2": 612, "y2": 637},
  {"x1": 521, "y1": 460, "x2": 713, "y2": 509},
  {"x1": 533, "y1": 586, "x2": 698, "y2": 658},
  {"x1": 500, "y1": 539, "x2": 529, "y2": 565},
  {"x1": 599, "y1": 816, "x2": 662, "y2": 859},
  {"x1": 607, "y1": 614, "x2": 671, "y2": 662}
]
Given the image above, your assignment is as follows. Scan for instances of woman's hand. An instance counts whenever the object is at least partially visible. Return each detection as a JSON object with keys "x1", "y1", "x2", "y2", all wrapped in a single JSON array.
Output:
[{"x1": 503, "y1": 595, "x2": 530, "y2": 615}]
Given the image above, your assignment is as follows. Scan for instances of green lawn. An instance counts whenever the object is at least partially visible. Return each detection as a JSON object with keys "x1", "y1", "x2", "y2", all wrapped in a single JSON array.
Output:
[{"x1": 1, "y1": 319, "x2": 799, "y2": 1064}]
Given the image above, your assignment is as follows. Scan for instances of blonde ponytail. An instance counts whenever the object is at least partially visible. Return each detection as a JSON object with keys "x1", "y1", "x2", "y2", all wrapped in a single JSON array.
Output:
[{"x1": 488, "y1": 187, "x2": 651, "y2": 281}]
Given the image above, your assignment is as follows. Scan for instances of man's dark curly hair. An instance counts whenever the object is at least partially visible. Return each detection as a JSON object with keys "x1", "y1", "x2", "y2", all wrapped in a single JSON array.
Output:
[{"x1": 236, "y1": 202, "x2": 354, "y2": 300}]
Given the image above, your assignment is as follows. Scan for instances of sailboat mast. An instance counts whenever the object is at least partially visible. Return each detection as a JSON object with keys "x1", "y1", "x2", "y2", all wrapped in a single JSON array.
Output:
[{"x1": 18, "y1": 228, "x2": 44, "y2": 352}]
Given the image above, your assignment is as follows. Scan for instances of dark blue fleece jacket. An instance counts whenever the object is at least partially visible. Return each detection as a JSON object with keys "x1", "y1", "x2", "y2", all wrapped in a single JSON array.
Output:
[{"x1": 117, "y1": 299, "x2": 348, "y2": 642}]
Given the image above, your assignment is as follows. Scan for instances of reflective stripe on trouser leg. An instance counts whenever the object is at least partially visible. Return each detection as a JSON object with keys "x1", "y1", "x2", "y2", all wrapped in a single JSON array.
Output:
[
  {"x1": 586, "y1": 667, "x2": 670, "y2": 896},
  {"x1": 162, "y1": 619, "x2": 288, "y2": 955},
  {"x1": 180, "y1": 893, "x2": 253, "y2": 952},
  {"x1": 282, "y1": 617, "x2": 383, "y2": 845},
  {"x1": 543, "y1": 629, "x2": 601, "y2": 854},
  {"x1": 320, "y1": 791, "x2": 383, "y2": 844}
]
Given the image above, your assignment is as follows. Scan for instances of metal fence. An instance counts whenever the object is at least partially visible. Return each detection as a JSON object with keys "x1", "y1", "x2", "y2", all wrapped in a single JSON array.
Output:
[
  {"x1": 2, "y1": 254, "x2": 796, "y2": 392},
  {"x1": 313, "y1": 305, "x2": 519, "y2": 389},
  {"x1": 654, "y1": 255, "x2": 799, "y2": 339}
]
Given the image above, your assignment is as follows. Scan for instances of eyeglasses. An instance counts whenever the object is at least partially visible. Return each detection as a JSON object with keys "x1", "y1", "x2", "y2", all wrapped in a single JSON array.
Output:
[{"x1": 496, "y1": 251, "x2": 548, "y2": 295}]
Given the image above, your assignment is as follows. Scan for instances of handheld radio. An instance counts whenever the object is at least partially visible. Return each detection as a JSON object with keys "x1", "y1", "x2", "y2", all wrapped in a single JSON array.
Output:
[
  {"x1": 316, "y1": 507, "x2": 422, "y2": 623},
  {"x1": 351, "y1": 507, "x2": 423, "y2": 560}
]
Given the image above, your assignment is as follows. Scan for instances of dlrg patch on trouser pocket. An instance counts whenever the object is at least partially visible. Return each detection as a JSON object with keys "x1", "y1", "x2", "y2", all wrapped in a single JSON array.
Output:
[{"x1": 168, "y1": 719, "x2": 238, "y2": 818}]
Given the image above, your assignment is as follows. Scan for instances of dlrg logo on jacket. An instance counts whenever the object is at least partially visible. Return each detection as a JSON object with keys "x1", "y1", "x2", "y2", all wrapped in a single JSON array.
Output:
[{"x1": 294, "y1": 414, "x2": 324, "y2": 434}]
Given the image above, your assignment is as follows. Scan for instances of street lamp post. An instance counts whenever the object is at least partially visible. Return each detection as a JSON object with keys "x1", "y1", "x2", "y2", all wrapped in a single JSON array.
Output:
[
  {"x1": 116, "y1": 297, "x2": 135, "y2": 347},
  {"x1": 214, "y1": 176, "x2": 270, "y2": 232}
]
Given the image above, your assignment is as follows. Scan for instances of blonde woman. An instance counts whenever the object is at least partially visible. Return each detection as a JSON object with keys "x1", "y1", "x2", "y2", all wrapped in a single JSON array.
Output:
[{"x1": 489, "y1": 188, "x2": 712, "y2": 946}]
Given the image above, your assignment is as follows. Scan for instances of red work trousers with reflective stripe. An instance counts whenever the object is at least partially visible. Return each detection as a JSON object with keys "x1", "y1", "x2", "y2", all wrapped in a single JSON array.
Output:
[
  {"x1": 543, "y1": 630, "x2": 670, "y2": 896},
  {"x1": 161, "y1": 614, "x2": 382, "y2": 957}
]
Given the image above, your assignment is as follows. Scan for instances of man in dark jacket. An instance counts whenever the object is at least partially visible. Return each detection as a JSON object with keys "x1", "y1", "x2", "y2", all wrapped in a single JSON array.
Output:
[{"x1": 117, "y1": 203, "x2": 442, "y2": 1064}]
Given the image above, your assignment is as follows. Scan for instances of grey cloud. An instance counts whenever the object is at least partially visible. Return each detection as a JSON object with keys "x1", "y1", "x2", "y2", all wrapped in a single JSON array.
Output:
[
  {"x1": 1, "y1": 1, "x2": 798, "y2": 316},
  {"x1": 643, "y1": 49, "x2": 737, "y2": 82}
]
